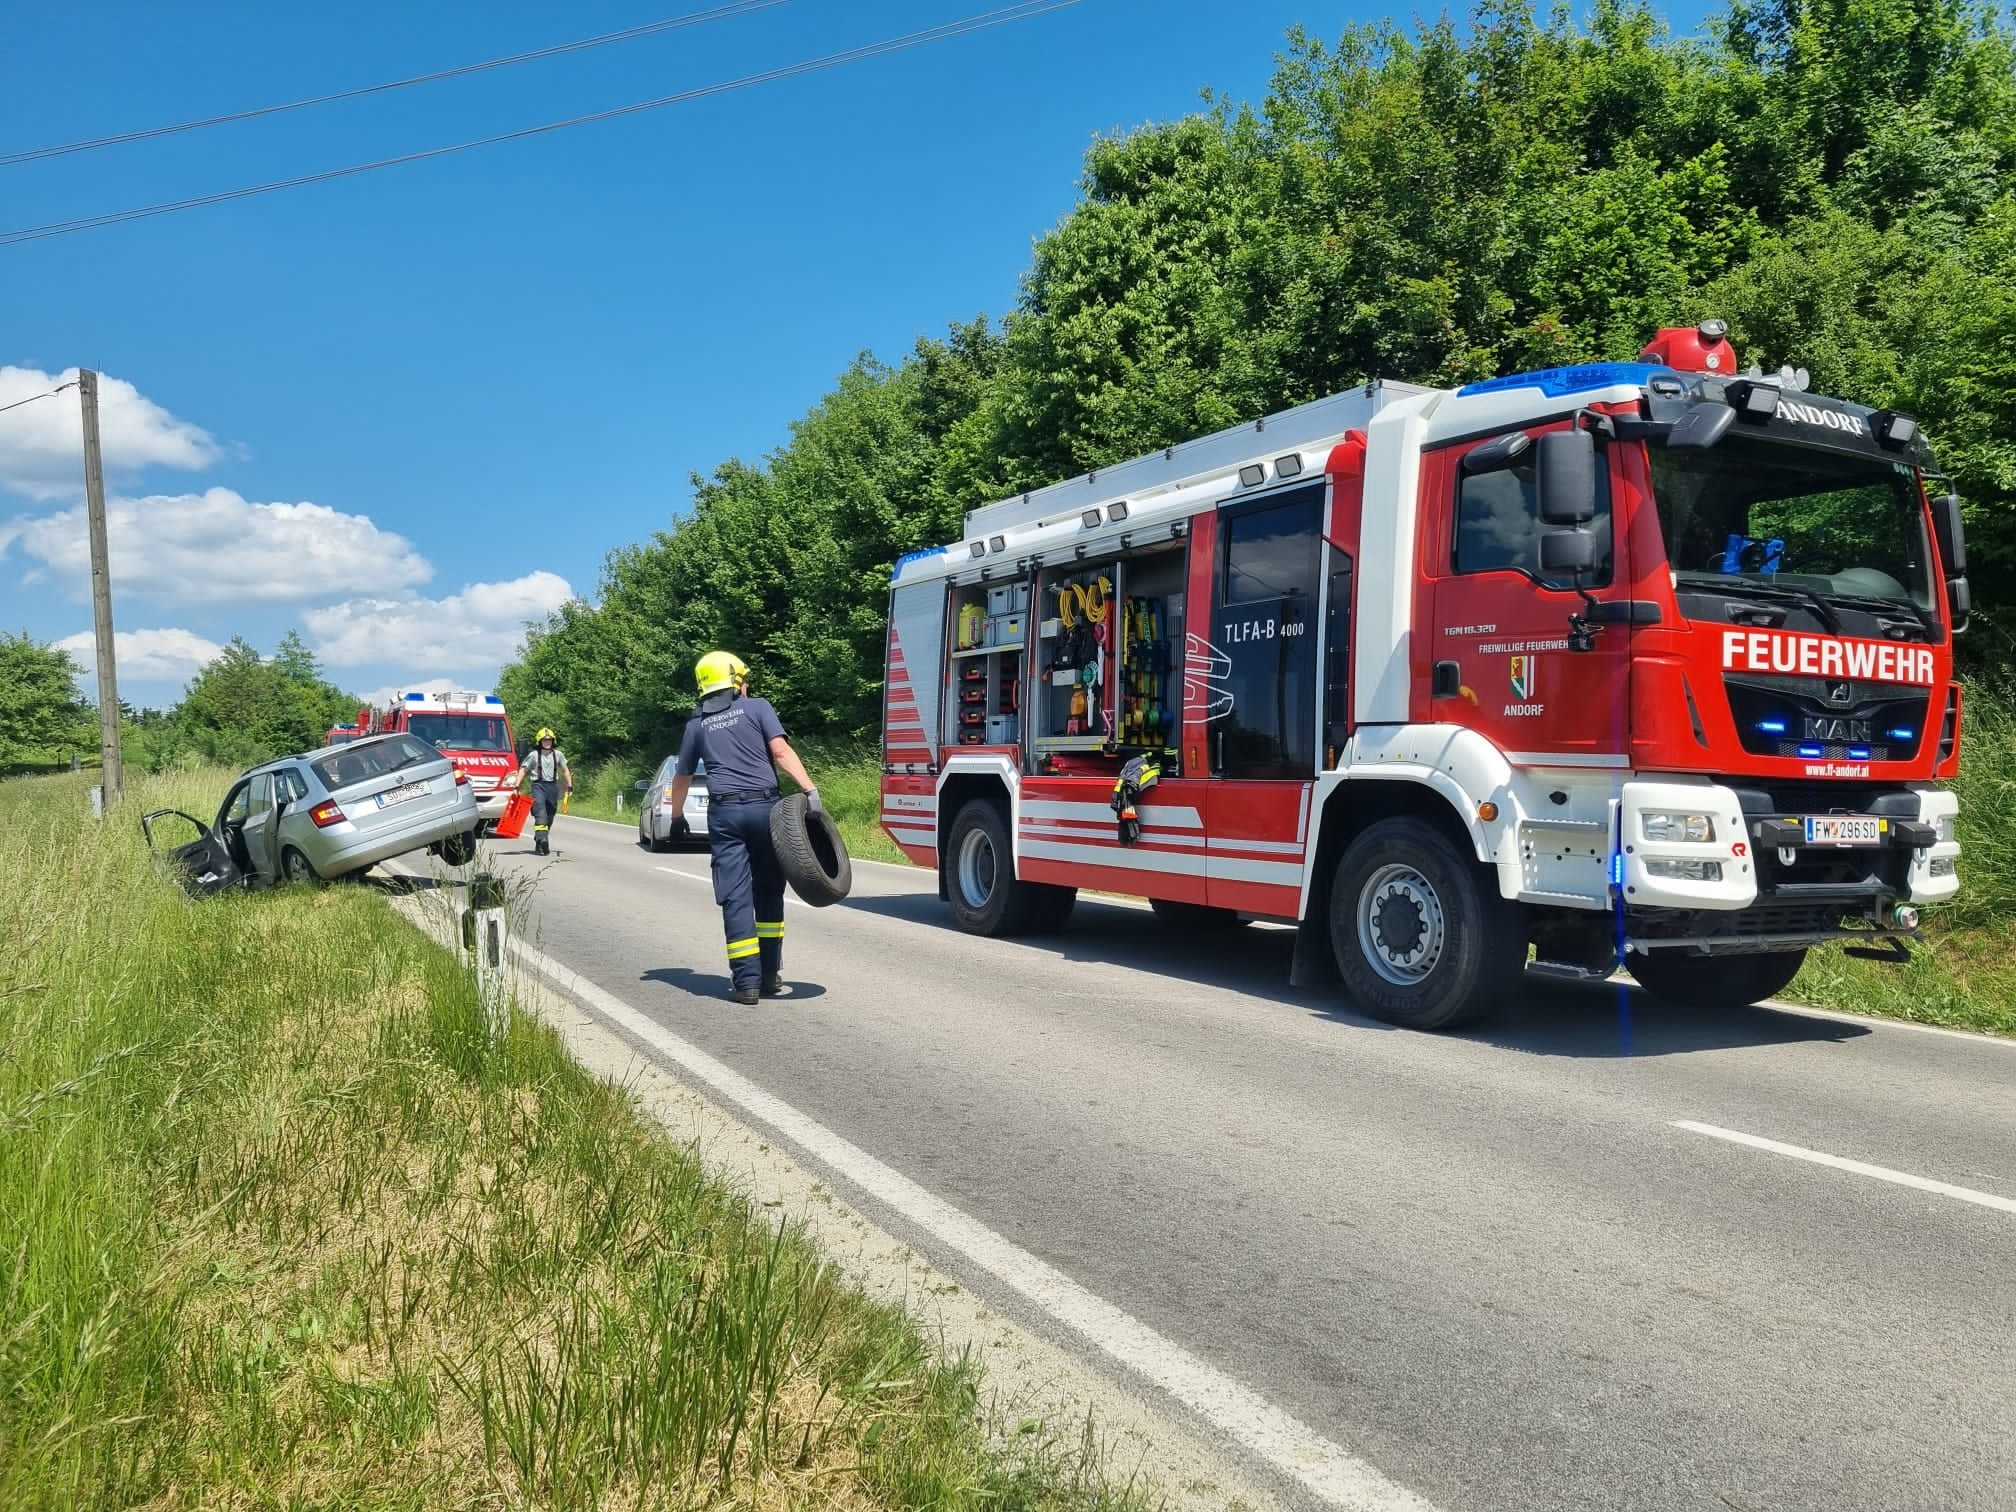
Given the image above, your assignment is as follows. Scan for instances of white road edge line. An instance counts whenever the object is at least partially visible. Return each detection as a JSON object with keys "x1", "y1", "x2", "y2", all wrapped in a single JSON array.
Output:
[
  {"x1": 1672, "y1": 1120, "x2": 2016, "y2": 1215},
  {"x1": 508, "y1": 933, "x2": 1436, "y2": 1512}
]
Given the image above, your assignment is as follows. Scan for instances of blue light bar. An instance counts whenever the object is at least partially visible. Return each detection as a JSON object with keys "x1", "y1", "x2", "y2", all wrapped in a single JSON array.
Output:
[
  {"x1": 405, "y1": 692, "x2": 425, "y2": 701},
  {"x1": 1610, "y1": 852, "x2": 1624, "y2": 885},
  {"x1": 1887, "y1": 727, "x2": 1914, "y2": 741},
  {"x1": 1457, "y1": 361, "x2": 1671, "y2": 400},
  {"x1": 1757, "y1": 719, "x2": 1787, "y2": 734},
  {"x1": 1797, "y1": 744, "x2": 1824, "y2": 758},
  {"x1": 1849, "y1": 746, "x2": 1872, "y2": 760}
]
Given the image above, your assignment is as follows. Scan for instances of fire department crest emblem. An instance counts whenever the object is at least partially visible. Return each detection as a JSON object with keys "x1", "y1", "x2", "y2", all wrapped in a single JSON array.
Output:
[{"x1": 1509, "y1": 655, "x2": 1535, "y2": 701}]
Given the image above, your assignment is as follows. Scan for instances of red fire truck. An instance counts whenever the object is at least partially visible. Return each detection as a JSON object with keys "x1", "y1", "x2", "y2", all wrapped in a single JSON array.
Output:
[
  {"x1": 333, "y1": 689, "x2": 520, "y2": 831},
  {"x1": 880, "y1": 323, "x2": 1968, "y2": 1028}
]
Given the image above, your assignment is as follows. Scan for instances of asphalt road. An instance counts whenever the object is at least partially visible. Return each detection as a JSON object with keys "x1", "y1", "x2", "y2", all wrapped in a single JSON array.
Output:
[{"x1": 467, "y1": 814, "x2": 2016, "y2": 1512}]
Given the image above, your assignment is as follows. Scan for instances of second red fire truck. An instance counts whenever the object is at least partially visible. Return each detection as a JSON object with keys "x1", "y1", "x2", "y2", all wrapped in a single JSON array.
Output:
[
  {"x1": 330, "y1": 690, "x2": 520, "y2": 831},
  {"x1": 880, "y1": 322, "x2": 1968, "y2": 1028}
]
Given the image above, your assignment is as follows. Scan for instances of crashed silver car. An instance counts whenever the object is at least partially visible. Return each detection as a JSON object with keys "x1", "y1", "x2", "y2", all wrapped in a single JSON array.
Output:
[
  {"x1": 635, "y1": 751, "x2": 710, "y2": 851},
  {"x1": 144, "y1": 733, "x2": 480, "y2": 894}
]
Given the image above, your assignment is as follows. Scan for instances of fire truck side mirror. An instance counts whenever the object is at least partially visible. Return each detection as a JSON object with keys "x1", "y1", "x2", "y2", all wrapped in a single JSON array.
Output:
[
  {"x1": 1536, "y1": 430, "x2": 1597, "y2": 525},
  {"x1": 1665, "y1": 402, "x2": 1736, "y2": 450},
  {"x1": 1932, "y1": 493, "x2": 1967, "y2": 577},
  {"x1": 1539, "y1": 528, "x2": 1597, "y2": 577},
  {"x1": 1947, "y1": 575, "x2": 1971, "y2": 634}
]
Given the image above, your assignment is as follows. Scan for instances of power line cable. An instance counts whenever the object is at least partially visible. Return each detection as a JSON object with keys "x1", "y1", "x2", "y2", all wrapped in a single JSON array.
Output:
[
  {"x1": 0, "y1": 382, "x2": 79, "y2": 415},
  {"x1": 0, "y1": 1, "x2": 1078, "y2": 247},
  {"x1": 0, "y1": 0, "x2": 787, "y2": 168}
]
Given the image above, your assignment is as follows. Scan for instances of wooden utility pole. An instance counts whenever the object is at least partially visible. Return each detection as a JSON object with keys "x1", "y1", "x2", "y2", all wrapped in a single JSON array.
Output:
[{"x1": 79, "y1": 369, "x2": 123, "y2": 809}]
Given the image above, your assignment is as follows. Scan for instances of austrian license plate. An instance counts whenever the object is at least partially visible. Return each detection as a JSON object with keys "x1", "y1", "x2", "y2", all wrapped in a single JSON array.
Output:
[
  {"x1": 693, "y1": 794, "x2": 707, "y2": 808},
  {"x1": 1804, "y1": 816, "x2": 1884, "y2": 846},
  {"x1": 375, "y1": 782, "x2": 430, "y2": 809}
]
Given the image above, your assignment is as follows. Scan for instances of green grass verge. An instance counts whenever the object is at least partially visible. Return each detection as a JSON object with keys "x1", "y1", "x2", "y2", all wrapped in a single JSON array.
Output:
[{"x1": 0, "y1": 770, "x2": 1146, "y2": 1510}]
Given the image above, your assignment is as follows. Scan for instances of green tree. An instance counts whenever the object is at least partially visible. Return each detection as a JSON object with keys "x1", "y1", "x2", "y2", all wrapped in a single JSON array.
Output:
[{"x1": 0, "y1": 632, "x2": 94, "y2": 766}]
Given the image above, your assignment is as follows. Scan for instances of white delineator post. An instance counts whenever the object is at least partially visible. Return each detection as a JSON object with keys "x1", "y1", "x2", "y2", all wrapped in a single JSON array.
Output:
[{"x1": 461, "y1": 872, "x2": 511, "y2": 1038}]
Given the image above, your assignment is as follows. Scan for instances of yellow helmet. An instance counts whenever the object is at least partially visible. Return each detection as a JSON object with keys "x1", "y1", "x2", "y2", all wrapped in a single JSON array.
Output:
[
  {"x1": 694, "y1": 651, "x2": 748, "y2": 695},
  {"x1": 535, "y1": 727, "x2": 555, "y2": 743}
]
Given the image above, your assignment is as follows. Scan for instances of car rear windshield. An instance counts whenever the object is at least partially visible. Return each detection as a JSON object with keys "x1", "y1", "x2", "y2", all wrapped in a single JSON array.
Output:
[
  {"x1": 311, "y1": 735, "x2": 443, "y2": 790},
  {"x1": 403, "y1": 713, "x2": 511, "y2": 751}
]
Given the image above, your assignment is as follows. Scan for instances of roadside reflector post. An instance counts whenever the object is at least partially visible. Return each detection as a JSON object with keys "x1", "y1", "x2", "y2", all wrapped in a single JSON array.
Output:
[
  {"x1": 461, "y1": 871, "x2": 511, "y2": 1039},
  {"x1": 616, "y1": 791, "x2": 623, "y2": 815},
  {"x1": 89, "y1": 785, "x2": 104, "y2": 822}
]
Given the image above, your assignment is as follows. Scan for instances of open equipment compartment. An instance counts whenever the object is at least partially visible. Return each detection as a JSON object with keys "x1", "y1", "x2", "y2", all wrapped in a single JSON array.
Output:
[
  {"x1": 946, "y1": 576, "x2": 1027, "y2": 749},
  {"x1": 1033, "y1": 542, "x2": 1185, "y2": 772}
]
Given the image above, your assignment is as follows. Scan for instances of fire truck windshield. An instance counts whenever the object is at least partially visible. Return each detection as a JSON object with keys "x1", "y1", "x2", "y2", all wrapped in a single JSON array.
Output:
[
  {"x1": 1651, "y1": 440, "x2": 1937, "y2": 637},
  {"x1": 403, "y1": 713, "x2": 511, "y2": 751}
]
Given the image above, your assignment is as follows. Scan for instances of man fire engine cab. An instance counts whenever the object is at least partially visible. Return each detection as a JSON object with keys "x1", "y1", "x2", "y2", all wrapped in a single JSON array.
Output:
[{"x1": 880, "y1": 321, "x2": 1968, "y2": 1030}]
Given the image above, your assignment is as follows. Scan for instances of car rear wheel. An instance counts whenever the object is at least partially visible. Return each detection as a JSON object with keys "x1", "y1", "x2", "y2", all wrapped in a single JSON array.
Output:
[
  {"x1": 281, "y1": 846, "x2": 320, "y2": 886},
  {"x1": 439, "y1": 829, "x2": 478, "y2": 867}
]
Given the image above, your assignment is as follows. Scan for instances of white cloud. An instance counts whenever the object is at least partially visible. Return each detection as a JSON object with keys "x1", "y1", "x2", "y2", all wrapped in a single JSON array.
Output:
[
  {"x1": 303, "y1": 571, "x2": 573, "y2": 671},
  {"x1": 0, "y1": 365, "x2": 222, "y2": 500},
  {"x1": 0, "y1": 487, "x2": 431, "y2": 604},
  {"x1": 53, "y1": 626, "x2": 224, "y2": 683}
]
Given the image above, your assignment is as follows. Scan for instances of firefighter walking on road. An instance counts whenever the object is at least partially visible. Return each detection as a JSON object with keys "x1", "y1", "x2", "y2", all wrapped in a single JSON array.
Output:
[
  {"x1": 663, "y1": 652, "x2": 820, "y2": 1005},
  {"x1": 524, "y1": 727, "x2": 572, "y2": 856}
]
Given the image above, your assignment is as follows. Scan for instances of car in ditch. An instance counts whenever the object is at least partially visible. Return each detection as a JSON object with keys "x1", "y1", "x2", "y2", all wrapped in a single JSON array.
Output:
[
  {"x1": 635, "y1": 751, "x2": 710, "y2": 850},
  {"x1": 143, "y1": 732, "x2": 481, "y2": 895}
]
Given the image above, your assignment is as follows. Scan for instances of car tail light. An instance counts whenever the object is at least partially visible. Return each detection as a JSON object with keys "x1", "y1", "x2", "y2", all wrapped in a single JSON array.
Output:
[
  {"x1": 309, "y1": 800, "x2": 345, "y2": 828},
  {"x1": 454, "y1": 769, "x2": 469, "y2": 786}
]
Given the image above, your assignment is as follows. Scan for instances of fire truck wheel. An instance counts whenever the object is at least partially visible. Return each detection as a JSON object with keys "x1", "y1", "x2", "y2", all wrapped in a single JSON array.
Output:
[
  {"x1": 945, "y1": 799, "x2": 1068, "y2": 935},
  {"x1": 1626, "y1": 948, "x2": 1807, "y2": 1008},
  {"x1": 1148, "y1": 898, "x2": 1248, "y2": 931},
  {"x1": 1329, "y1": 816, "x2": 1521, "y2": 1030}
]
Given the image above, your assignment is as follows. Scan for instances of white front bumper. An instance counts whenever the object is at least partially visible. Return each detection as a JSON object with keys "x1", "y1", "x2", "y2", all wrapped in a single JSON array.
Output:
[{"x1": 1620, "y1": 779, "x2": 1756, "y2": 910}]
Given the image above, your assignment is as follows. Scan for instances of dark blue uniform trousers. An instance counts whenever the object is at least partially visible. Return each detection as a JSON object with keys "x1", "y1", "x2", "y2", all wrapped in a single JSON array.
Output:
[{"x1": 709, "y1": 795, "x2": 784, "y2": 990}]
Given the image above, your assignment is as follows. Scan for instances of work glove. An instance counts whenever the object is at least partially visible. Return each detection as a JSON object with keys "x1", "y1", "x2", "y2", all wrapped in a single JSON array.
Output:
[{"x1": 804, "y1": 789, "x2": 822, "y2": 815}]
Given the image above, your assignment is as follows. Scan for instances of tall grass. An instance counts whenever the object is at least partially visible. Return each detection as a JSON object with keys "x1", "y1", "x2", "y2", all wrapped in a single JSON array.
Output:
[{"x1": 0, "y1": 770, "x2": 1149, "y2": 1508}]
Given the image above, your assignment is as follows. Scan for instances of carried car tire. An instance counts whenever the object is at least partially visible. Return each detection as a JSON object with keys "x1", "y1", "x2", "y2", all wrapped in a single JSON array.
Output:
[
  {"x1": 1628, "y1": 948, "x2": 1807, "y2": 1008},
  {"x1": 281, "y1": 846, "x2": 321, "y2": 886},
  {"x1": 1149, "y1": 897, "x2": 1249, "y2": 932},
  {"x1": 1328, "y1": 815, "x2": 1523, "y2": 1031},
  {"x1": 770, "y1": 793, "x2": 852, "y2": 907}
]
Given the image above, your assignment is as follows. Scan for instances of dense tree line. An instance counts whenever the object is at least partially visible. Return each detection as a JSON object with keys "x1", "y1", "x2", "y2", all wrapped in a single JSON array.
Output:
[
  {"x1": 0, "y1": 630, "x2": 359, "y2": 774},
  {"x1": 524, "y1": 0, "x2": 2012, "y2": 751}
]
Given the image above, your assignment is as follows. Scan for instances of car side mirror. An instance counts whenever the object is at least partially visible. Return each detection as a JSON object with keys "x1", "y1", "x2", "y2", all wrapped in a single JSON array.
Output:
[
  {"x1": 634, "y1": 779, "x2": 649, "y2": 791},
  {"x1": 1536, "y1": 430, "x2": 1597, "y2": 524}
]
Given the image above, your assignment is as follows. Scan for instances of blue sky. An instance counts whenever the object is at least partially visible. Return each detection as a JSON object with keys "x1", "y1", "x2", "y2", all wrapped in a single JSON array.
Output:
[{"x1": 1, "y1": 0, "x2": 1712, "y2": 711}]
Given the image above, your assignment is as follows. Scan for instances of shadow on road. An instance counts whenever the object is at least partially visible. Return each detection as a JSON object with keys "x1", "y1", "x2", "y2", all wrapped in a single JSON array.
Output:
[
  {"x1": 838, "y1": 892, "x2": 1871, "y2": 1059},
  {"x1": 641, "y1": 966, "x2": 829, "y2": 1004}
]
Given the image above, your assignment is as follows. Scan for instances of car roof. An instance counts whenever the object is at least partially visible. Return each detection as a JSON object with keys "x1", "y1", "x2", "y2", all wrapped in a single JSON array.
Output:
[{"x1": 245, "y1": 731, "x2": 416, "y2": 774}]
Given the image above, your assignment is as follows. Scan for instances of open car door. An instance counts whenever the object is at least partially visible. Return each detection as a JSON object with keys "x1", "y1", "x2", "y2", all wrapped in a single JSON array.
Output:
[{"x1": 142, "y1": 808, "x2": 242, "y2": 897}]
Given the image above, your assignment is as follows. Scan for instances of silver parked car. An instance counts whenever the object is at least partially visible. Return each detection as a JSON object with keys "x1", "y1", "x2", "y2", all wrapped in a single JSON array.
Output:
[
  {"x1": 635, "y1": 752, "x2": 710, "y2": 851},
  {"x1": 144, "y1": 733, "x2": 481, "y2": 894}
]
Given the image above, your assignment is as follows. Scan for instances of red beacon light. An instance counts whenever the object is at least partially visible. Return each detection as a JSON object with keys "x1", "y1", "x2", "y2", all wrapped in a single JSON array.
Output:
[{"x1": 1641, "y1": 318, "x2": 1737, "y2": 374}]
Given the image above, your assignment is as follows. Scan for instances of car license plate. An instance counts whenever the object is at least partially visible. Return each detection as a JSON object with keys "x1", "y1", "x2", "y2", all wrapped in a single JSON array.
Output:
[
  {"x1": 693, "y1": 794, "x2": 707, "y2": 807},
  {"x1": 375, "y1": 782, "x2": 430, "y2": 809},
  {"x1": 1804, "y1": 816, "x2": 1884, "y2": 846}
]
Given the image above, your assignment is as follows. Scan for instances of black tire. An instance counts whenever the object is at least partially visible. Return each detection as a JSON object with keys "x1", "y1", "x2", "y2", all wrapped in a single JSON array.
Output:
[
  {"x1": 770, "y1": 793, "x2": 852, "y2": 907},
  {"x1": 1328, "y1": 816, "x2": 1523, "y2": 1030},
  {"x1": 1628, "y1": 948, "x2": 1807, "y2": 1008},
  {"x1": 942, "y1": 799, "x2": 1072, "y2": 936},
  {"x1": 1149, "y1": 897, "x2": 1249, "y2": 932},
  {"x1": 439, "y1": 829, "x2": 479, "y2": 867},
  {"x1": 281, "y1": 846, "x2": 321, "y2": 886}
]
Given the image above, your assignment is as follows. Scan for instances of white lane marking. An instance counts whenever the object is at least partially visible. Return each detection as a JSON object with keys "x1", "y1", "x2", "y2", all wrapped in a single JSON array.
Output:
[
  {"x1": 654, "y1": 864, "x2": 809, "y2": 908},
  {"x1": 510, "y1": 937, "x2": 1435, "y2": 1512},
  {"x1": 1673, "y1": 1120, "x2": 2016, "y2": 1216}
]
